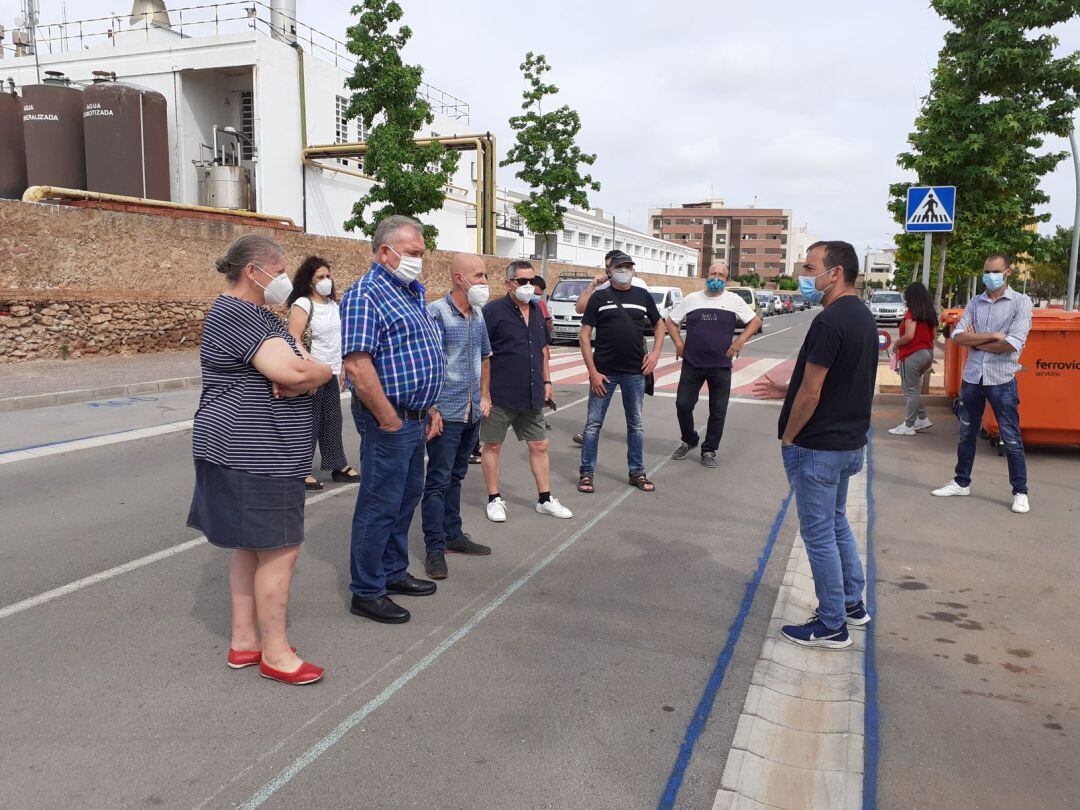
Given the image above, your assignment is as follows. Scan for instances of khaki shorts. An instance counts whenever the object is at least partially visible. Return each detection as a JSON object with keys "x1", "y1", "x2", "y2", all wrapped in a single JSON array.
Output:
[{"x1": 480, "y1": 405, "x2": 547, "y2": 444}]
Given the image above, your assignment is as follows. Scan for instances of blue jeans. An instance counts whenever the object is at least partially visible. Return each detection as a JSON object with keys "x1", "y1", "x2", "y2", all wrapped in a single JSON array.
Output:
[
  {"x1": 580, "y1": 372, "x2": 645, "y2": 476},
  {"x1": 349, "y1": 401, "x2": 426, "y2": 599},
  {"x1": 421, "y1": 419, "x2": 480, "y2": 553},
  {"x1": 955, "y1": 379, "x2": 1028, "y2": 494},
  {"x1": 782, "y1": 444, "x2": 866, "y2": 630}
]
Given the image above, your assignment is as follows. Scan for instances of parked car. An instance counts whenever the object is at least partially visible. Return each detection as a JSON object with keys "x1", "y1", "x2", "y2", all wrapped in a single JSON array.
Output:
[
  {"x1": 777, "y1": 293, "x2": 795, "y2": 314},
  {"x1": 867, "y1": 290, "x2": 906, "y2": 325},
  {"x1": 727, "y1": 285, "x2": 764, "y2": 333},
  {"x1": 792, "y1": 293, "x2": 809, "y2": 311},
  {"x1": 649, "y1": 286, "x2": 684, "y2": 322},
  {"x1": 755, "y1": 292, "x2": 774, "y2": 316}
]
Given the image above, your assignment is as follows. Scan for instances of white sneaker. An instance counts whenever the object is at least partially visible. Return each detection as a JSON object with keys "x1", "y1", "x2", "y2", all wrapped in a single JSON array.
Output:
[
  {"x1": 486, "y1": 498, "x2": 507, "y2": 522},
  {"x1": 888, "y1": 423, "x2": 916, "y2": 436},
  {"x1": 1012, "y1": 494, "x2": 1030, "y2": 514},
  {"x1": 913, "y1": 417, "x2": 934, "y2": 431},
  {"x1": 932, "y1": 480, "x2": 971, "y2": 497},
  {"x1": 536, "y1": 497, "x2": 573, "y2": 519}
]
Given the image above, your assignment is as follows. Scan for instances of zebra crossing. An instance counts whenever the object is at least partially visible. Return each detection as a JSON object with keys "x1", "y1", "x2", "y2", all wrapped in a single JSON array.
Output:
[{"x1": 546, "y1": 351, "x2": 795, "y2": 396}]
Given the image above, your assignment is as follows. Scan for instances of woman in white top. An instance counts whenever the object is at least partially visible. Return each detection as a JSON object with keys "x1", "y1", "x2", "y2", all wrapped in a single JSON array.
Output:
[{"x1": 287, "y1": 256, "x2": 359, "y2": 490}]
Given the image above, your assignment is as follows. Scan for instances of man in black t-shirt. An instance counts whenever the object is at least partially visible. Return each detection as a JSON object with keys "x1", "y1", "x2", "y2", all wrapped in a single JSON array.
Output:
[
  {"x1": 577, "y1": 251, "x2": 665, "y2": 493},
  {"x1": 754, "y1": 241, "x2": 877, "y2": 651}
]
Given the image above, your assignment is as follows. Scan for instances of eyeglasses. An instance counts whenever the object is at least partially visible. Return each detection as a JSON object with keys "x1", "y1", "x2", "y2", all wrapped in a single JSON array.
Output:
[{"x1": 510, "y1": 277, "x2": 535, "y2": 286}]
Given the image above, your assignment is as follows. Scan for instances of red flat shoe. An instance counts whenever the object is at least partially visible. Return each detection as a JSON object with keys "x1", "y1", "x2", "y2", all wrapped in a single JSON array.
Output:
[
  {"x1": 227, "y1": 647, "x2": 296, "y2": 670},
  {"x1": 259, "y1": 659, "x2": 325, "y2": 685}
]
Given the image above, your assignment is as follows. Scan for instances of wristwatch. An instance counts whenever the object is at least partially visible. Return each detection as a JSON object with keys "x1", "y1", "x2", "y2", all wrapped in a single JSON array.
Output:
[{"x1": 543, "y1": 379, "x2": 552, "y2": 384}]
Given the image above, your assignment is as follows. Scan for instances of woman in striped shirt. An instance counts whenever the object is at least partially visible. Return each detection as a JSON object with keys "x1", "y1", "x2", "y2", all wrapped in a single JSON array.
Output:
[{"x1": 186, "y1": 234, "x2": 332, "y2": 686}]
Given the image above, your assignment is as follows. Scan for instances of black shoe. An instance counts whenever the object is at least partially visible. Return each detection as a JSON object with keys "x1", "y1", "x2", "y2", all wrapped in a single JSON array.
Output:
[
  {"x1": 446, "y1": 533, "x2": 492, "y2": 555},
  {"x1": 701, "y1": 451, "x2": 718, "y2": 469},
  {"x1": 305, "y1": 478, "x2": 323, "y2": 491},
  {"x1": 386, "y1": 573, "x2": 437, "y2": 597},
  {"x1": 350, "y1": 594, "x2": 410, "y2": 624},
  {"x1": 425, "y1": 551, "x2": 448, "y2": 580},
  {"x1": 572, "y1": 433, "x2": 584, "y2": 446},
  {"x1": 672, "y1": 442, "x2": 695, "y2": 461},
  {"x1": 331, "y1": 466, "x2": 359, "y2": 483},
  {"x1": 469, "y1": 454, "x2": 482, "y2": 465}
]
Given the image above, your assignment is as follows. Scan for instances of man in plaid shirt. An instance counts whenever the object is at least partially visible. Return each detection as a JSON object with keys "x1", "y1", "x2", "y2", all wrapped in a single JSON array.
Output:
[{"x1": 340, "y1": 215, "x2": 446, "y2": 625}]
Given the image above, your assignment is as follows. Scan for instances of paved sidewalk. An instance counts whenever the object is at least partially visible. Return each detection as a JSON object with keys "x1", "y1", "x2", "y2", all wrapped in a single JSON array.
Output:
[{"x1": 0, "y1": 350, "x2": 201, "y2": 411}]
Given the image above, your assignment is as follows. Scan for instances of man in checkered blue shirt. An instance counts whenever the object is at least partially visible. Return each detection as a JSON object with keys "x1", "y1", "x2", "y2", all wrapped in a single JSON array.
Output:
[{"x1": 340, "y1": 215, "x2": 446, "y2": 625}]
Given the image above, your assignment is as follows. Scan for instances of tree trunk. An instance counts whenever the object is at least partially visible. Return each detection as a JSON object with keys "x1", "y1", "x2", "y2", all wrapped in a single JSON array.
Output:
[
  {"x1": 540, "y1": 235, "x2": 550, "y2": 280},
  {"x1": 934, "y1": 235, "x2": 949, "y2": 311}
]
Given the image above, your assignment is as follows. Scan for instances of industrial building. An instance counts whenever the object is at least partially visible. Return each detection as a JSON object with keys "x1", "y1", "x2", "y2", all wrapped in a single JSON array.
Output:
[{"x1": 0, "y1": 0, "x2": 696, "y2": 275}]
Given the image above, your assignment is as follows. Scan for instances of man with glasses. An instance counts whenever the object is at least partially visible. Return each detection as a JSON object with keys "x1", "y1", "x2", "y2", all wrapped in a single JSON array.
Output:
[{"x1": 479, "y1": 260, "x2": 573, "y2": 523}]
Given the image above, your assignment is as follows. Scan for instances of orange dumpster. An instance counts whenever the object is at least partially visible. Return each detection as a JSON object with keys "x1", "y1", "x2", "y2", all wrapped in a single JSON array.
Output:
[
  {"x1": 981, "y1": 309, "x2": 1080, "y2": 447},
  {"x1": 941, "y1": 309, "x2": 966, "y2": 400}
]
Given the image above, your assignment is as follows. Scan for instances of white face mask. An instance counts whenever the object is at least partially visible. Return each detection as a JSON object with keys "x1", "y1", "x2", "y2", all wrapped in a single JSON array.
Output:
[
  {"x1": 514, "y1": 283, "x2": 535, "y2": 303},
  {"x1": 254, "y1": 264, "x2": 292, "y2": 307},
  {"x1": 464, "y1": 280, "x2": 490, "y2": 308},
  {"x1": 388, "y1": 246, "x2": 423, "y2": 284},
  {"x1": 314, "y1": 277, "x2": 333, "y2": 297},
  {"x1": 611, "y1": 269, "x2": 633, "y2": 286}
]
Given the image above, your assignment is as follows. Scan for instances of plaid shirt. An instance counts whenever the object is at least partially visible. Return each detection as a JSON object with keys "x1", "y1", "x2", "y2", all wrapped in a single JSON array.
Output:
[
  {"x1": 427, "y1": 294, "x2": 491, "y2": 423},
  {"x1": 954, "y1": 286, "x2": 1033, "y2": 386},
  {"x1": 340, "y1": 263, "x2": 445, "y2": 411}
]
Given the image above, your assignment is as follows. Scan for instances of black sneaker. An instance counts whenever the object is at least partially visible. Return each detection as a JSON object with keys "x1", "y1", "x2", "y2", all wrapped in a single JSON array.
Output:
[
  {"x1": 572, "y1": 433, "x2": 584, "y2": 446},
  {"x1": 701, "y1": 451, "x2": 718, "y2": 468},
  {"x1": 424, "y1": 552, "x2": 448, "y2": 580},
  {"x1": 672, "y1": 442, "x2": 693, "y2": 460},
  {"x1": 468, "y1": 454, "x2": 481, "y2": 465},
  {"x1": 446, "y1": 533, "x2": 492, "y2": 556}
]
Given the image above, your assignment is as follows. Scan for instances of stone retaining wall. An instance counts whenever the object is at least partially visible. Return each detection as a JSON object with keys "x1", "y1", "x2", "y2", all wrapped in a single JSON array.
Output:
[{"x1": 0, "y1": 199, "x2": 704, "y2": 362}]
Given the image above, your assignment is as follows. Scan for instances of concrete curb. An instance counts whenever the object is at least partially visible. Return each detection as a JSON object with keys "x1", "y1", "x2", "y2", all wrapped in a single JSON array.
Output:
[
  {"x1": 0, "y1": 376, "x2": 202, "y2": 413},
  {"x1": 713, "y1": 469, "x2": 869, "y2": 810}
]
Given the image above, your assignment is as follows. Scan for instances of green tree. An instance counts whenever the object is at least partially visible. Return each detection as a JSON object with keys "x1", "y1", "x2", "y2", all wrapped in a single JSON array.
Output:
[
  {"x1": 888, "y1": 0, "x2": 1080, "y2": 308},
  {"x1": 342, "y1": 0, "x2": 459, "y2": 248},
  {"x1": 502, "y1": 52, "x2": 600, "y2": 276},
  {"x1": 736, "y1": 271, "x2": 762, "y2": 287},
  {"x1": 1028, "y1": 225, "x2": 1073, "y2": 303},
  {"x1": 777, "y1": 277, "x2": 798, "y2": 291}
]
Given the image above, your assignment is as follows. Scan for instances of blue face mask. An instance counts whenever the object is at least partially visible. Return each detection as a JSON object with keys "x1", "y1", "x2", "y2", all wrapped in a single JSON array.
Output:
[
  {"x1": 706, "y1": 278, "x2": 726, "y2": 293},
  {"x1": 982, "y1": 272, "x2": 1005, "y2": 292},
  {"x1": 799, "y1": 270, "x2": 833, "y2": 305}
]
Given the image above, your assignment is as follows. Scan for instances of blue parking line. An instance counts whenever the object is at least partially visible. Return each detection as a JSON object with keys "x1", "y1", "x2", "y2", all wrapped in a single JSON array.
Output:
[
  {"x1": 0, "y1": 426, "x2": 151, "y2": 455},
  {"x1": 657, "y1": 489, "x2": 794, "y2": 810},
  {"x1": 863, "y1": 432, "x2": 881, "y2": 809}
]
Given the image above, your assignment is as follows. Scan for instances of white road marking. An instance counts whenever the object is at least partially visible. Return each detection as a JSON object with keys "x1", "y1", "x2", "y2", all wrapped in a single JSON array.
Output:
[
  {"x1": 746, "y1": 326, "x2": 791, "y2": 343},
  {"x1": 238, "y1": 446, "x2": 681, "y2": 809},
  {"x1": 0, "y1": 419, "x2": 195, "y2": 465},
  {"x1": 729, "y1": 357, "x2": 785, "y2": 389},
  {"x1": 651, "y1": 392, "x2": 782, "y2": 407},
  {"x1": 0, "y1": 486, "x2": 357, "y2": 622}
]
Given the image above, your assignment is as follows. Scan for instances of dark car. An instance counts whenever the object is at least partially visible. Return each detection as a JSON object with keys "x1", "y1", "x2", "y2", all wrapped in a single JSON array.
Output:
[{"x1": 792, "y1": 293, "x2": 808, "y2": 311}]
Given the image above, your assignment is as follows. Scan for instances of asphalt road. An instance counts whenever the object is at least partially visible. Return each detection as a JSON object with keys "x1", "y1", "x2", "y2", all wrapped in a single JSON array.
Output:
[
  {"x1": 3, "y1": 304, "x2": 1075, "y2": 809},
  {"x1": 0, "y1": 309, "x2": 813, "y2": 809}
]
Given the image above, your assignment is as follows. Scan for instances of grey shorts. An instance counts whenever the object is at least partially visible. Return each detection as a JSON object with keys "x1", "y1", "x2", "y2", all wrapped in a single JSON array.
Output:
[{"x1": 480, "y1": 405, "x2": 547, "y2": 444}]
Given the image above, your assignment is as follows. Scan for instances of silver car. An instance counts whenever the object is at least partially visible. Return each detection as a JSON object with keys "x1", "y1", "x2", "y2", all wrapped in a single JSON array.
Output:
[{"x1": 868, "y1": 290, "x2": 906, "y2": 325}]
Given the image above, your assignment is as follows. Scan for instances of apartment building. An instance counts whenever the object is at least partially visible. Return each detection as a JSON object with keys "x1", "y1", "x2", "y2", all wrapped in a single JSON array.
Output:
[{"x1": 648, "y1": 199, "x2": 792, "y2": 280}]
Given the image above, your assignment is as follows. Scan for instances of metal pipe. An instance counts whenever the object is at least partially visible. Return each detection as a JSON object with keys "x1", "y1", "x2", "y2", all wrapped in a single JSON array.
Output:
[
  {"x1": 921, "y1": 232, "x2": 932, "y2": 287},
  {"x1": 139, "y1": 93, "x2": 147, "y2": 198},
  {"x1": 292, "y1": 41, "x2": 308, "y2": 232},
  {"x1": 22, "y1": 185, "x2": 296, "y2": 226},
  {"x1": 1068, "y1": 127, "x2": 1079, "y2": 311},
  {"x1": 301, "y1": 158, "x2": 475, "y2": 209}
]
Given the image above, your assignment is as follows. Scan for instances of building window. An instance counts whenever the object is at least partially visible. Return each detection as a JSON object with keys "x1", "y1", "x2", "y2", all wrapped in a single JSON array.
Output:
[
  {"x1": 578, "y1": 232, "x2": 588, "y2": 246},
  {"x1": 615, "y1": 241, "x2": 623, "y2": 250},
  {"x1": 561, "y1": 230, "x2": 572, "y2": 243},
  {"x1": 335, "y1": 95, "x2": 351, "y2": 166},
  {"x1": 663, "y1": 234, "x2": 671, "y2": 240},
  {"x1": 604, "y1": 238, "x2": 612, "y2": 250},
  {"x1": 591, "y1": 235, "x2": 601, "y2": 248},
  {"x1": 651, "y1": 248, "x2": 658, "y2": 258},
  {"x1": 240, "y1": 91, "x2": 255, "y2": 160},
  {"x1": 634, "y1": 245, "x2": 642, "y2": 256}
]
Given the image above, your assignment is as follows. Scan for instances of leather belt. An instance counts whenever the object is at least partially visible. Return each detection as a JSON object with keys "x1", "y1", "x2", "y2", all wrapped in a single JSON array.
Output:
[{"x1": 353, "y1": 395, "x2": 426, "y2": 422}]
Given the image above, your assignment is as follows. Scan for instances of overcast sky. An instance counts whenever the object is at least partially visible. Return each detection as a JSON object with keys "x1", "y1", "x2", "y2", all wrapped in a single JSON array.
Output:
[{"x1": 6, "y1": 0, "x2": 1080, "y2": 260}]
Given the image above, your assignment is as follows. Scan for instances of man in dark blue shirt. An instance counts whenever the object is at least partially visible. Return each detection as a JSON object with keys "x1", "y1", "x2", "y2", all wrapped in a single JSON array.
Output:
[{"x1": 480, "y1": 260, "x2": 573, "y2": 523}]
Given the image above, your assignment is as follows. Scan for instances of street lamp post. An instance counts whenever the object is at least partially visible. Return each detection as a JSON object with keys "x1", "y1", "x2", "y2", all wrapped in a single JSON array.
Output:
[{"x1": 1067, "y1": 126, "x2": 1079, "y2": 312}]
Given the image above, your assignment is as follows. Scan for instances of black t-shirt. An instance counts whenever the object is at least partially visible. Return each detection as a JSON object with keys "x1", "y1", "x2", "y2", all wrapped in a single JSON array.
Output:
[
  {"x1": 582, "y1": 285, "x2": 662, "y2": 375},
  {"x1": 778, "y1": 295, "x2": 878, "y2": 450}
]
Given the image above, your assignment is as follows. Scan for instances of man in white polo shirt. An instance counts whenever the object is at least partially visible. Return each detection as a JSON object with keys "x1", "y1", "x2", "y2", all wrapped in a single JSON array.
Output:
[{"x1": 664, "y1": 261, "x2": 761, "y2": 467}]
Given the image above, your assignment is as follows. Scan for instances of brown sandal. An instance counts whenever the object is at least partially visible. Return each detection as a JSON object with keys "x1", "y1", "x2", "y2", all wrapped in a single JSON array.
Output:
[
  {"x1": 628, "y1": 473, "x2": 655, "y2": 492},
  {"x1": 577, "y1": 474, "x2": 595, "y2": 494}
]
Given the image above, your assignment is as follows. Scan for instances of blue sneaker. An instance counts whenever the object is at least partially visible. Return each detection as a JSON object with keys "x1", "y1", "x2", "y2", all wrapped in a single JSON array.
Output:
[
  {"x1": 844, "y1": 600, "x2": 871, "y2": 626},
  {"x1": 781, "y1": 617, "x2": 852, "y2": 649}
]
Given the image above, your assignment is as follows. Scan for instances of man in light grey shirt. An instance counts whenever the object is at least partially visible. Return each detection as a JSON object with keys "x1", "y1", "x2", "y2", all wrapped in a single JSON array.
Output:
[{"x1": 932, "y1": 252, "x2": 1033, "y2": 514}]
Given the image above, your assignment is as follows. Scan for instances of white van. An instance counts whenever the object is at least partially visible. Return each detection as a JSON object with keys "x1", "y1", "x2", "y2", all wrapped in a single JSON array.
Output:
[
  {"x1": 547, "y1": 274, "x2": 652, "y2": 343},
  {"x1": 648, "y1": 286, "x2": 684, "y2": 321}
]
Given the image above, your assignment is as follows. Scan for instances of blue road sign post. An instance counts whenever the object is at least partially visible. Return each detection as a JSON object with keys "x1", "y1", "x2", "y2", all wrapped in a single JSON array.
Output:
[{"x1": 905, "y1": 185, "x2": 957, "y2": 287}]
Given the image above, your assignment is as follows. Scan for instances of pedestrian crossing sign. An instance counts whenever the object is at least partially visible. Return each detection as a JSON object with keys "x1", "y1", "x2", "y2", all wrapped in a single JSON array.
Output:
[{"x1": 905, "y1": 186, "x2": 956, "y2": 233}]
